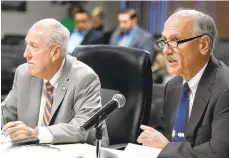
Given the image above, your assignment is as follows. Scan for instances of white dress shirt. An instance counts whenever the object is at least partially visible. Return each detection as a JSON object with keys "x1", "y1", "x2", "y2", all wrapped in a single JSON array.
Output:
[
  {"x1": 183, "y1": 61, "x2": 208, "y2": 118},
  {"x1": 37, "y1": 59, "x2": 65, "y2": 143}
]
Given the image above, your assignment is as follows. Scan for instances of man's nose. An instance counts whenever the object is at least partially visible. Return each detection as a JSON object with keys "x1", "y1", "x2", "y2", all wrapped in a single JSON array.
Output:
[
  {"x1": 23, "y1": 48, "x2": 32, "y2": 59},
  {"x1": 163, "y1": 45, "x2": 173, "y2": 55}
]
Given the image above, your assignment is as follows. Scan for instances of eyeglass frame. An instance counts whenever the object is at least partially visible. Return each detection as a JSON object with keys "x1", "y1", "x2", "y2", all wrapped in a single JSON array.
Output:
[{"x1": 156, "y1": 34, "x2": 210, "y2": 50}]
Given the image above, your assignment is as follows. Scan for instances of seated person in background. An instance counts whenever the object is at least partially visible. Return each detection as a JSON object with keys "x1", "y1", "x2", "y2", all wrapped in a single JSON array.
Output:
[
  {"x1": 109, "y1": 8, "x2": 155, "y2": 63},
  {"x1": 137, "y1": 9, "x2": 229, "y2": 157},
  {"x1": 152, "y1": 45, "x2": 169, "y2": 84},
  {"x1": 91, "y1": 6, "x2": 106, "y2": 33},
  {"x1": 1, "y1": 18, "x2": 109, "y2": 146},
  {"x1": 60, "y1": 3, "x2": 83, "y2": 31},
  {"x1": 68, "y1": 10, "x2": 103, "y2": 54}
]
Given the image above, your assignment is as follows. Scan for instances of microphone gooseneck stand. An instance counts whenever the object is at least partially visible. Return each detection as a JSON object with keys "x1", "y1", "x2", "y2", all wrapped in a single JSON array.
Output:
[{"x1": 94, "y1": 112, "x2": 107, "y2": 158}]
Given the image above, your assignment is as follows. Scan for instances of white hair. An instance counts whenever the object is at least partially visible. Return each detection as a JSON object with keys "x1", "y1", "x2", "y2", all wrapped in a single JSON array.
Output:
[
  {"x1": 174, "y1": 9, "x2": 217, "y2": 54},
  {"x1": 32, "y1": 18, "x2": 70, "y2": 56}
]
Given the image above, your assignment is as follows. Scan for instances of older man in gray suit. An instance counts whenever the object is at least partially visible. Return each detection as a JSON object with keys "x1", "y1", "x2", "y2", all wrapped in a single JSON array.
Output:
[
  {"x1": 1, "y1": 19, "x2": 109, "y2": 146},
  {"x1": 109, "y1": 8, "x2": 155, "y2": 63}
]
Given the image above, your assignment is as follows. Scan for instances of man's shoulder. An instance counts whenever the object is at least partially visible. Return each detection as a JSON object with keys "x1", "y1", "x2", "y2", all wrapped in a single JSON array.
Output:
[
  {"x1": 67, "y1": 55, "x2": 98, "y2": 80},
  {"x1": 88, "y1": 28, "x2": 102, "y2": 37},
  {"x1": 214, "y1": 61, "x2": 229, "y2": 88},
  {"x1": 137, "y1": 27, "x2": 152, "y2": 38},
  {"x1": 15, "y1": 63, "x2": 31, "y2": 77}
]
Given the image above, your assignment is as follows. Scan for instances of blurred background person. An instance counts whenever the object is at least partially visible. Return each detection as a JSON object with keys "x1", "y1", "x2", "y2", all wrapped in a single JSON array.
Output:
[
  {"x1": 152, "y1": 52, "x2": 168, "y2": 84},
  {"x1": 109, "y1": 8, "x2": 155, "y2": 64},
  {"x1": 91, "y1": 6, "x2": 106, "y2": 33},
  {"x1": 60, "y1": 3, "x2": 83, "y2": 31},
  {"x1": 68, "y1": 10, "x2": 103, "y2": 54},
  {"x1": 91, "y1": 6, "x2": 115, "y2": 45}
]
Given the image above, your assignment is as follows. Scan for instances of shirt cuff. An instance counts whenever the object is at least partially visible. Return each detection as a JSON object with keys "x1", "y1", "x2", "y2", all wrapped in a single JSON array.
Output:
[{"x1": 37, "y1": 126, "x2": 54, "y2": 144}]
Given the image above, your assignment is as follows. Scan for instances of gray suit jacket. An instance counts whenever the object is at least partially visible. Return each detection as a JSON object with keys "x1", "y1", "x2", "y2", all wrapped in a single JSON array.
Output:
[
  {"x1": 158, "y1": 56, "x2": 229, "y2": 158},
  {"x1": 109, "y1": 26, "x2": 155, "y2": 63},
  {"x1": 1, "y1": 54, "x2": 109, "y2": 146}
]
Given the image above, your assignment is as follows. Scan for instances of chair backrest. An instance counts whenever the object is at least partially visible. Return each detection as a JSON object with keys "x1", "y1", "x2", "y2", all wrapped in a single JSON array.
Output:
[
  {"x1": 148, "y1": 83, "x2": 165, "y2": 128},
  {"x1": 214, "y1": 40, "x2": 229, "y2": 67},
  {"x1": 72, "y1": 45, "x2": 152, "y2": 145},
  {"x1": 1, "y1": 54, "x2": 16, "y2": 94}
]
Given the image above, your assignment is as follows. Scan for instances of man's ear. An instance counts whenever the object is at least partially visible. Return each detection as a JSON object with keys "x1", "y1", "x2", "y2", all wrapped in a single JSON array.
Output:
[
  {"x1": 199, "y1": 35, "x2": 211, "y2": 55},
  {"x1": 51, "y1": 45, "x2": 61, "y2": 62}
]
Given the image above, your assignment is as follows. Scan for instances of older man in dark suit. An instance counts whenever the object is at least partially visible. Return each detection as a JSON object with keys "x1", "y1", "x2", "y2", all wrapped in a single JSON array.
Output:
[{"x1": 137, "y1": 9, "x2": 229, "y2": 158}]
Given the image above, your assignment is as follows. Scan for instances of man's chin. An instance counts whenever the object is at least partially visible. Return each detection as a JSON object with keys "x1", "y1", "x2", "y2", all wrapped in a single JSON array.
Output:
[{"x1": 167, "y1": 67, "x2": 179, "y2": 75}]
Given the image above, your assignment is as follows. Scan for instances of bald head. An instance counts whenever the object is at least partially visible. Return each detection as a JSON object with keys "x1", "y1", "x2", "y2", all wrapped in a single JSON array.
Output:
[
  {"x1": 172, "y1": 9, "x2": 217, "y2": 53},
  {"x1": 161, "y1": 9, "x2": 216, "y2": 80},
  {"x1": 24, "y1": 18, "x2": 70, "y2": 80},
  {"x1": 31, "y1": 18, "x2": 70, "y2": 56}
]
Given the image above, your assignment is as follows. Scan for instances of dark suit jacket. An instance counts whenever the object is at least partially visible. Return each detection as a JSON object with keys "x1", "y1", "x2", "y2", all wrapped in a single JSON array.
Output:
[
  {"x1": 158, "y1": 56, "x2": 229, "y2": 158},
  {"x1": 80, "y1": 28, "x2": 103, "y2": 45},
  {"x1": 109, "y1": 26, "x2": 155, "y2": 63}
]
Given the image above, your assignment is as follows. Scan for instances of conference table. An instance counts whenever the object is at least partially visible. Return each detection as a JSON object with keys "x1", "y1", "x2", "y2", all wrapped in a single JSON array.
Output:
[{"x1": 1, "y1": 135, "x2": 161, "y2": 158}]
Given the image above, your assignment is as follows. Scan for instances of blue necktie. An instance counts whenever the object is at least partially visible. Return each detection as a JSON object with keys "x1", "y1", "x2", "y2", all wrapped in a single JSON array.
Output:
[{"x1": 172, "y1": 82, "x2": 190, "y2": 142}]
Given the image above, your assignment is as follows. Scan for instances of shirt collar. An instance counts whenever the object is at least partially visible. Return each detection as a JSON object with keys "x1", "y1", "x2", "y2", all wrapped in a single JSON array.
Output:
[
  {"x1": 74, "y1": 28, "x2": 89, "y2": 36},
  {"x1": 43, "y1": 58, "x2": 65, "y2": 88},
  {"x1": 183, "y1": 59, "x2": 209, "y2": 94},
  {"x1": 121, "y1": 25, "x2": 138, "y2": 36}
]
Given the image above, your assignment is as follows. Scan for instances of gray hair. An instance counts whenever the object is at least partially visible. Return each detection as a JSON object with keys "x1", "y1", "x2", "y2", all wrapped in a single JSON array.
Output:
[
  {"x1": 33, "y1": 18, "x2": 70, "y2": 56},
  {"x1": 174, "y1": 9, "x2": 217, "y2": 54}
]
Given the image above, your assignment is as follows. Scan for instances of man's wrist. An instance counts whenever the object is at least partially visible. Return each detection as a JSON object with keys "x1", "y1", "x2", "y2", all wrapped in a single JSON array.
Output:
[{"x1": 32, "y1": 127, "x2": 39, "y2": 138}]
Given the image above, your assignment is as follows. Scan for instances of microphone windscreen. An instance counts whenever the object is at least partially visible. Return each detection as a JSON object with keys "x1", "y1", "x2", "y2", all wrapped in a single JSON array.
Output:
[{"x1": 112, "y1": 94, "x2": 126, "y2": 108}]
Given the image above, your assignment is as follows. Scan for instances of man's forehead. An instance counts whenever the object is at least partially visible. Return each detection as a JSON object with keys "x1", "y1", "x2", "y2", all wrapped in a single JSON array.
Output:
[
  {"x1": 75, "y1": 13, "x2": 89, "y2": 20},
  {"x1": 162, "y1": 15, "x2": 195, "y2": 38},
  {"x1": 118, "y1": 14, "x2": 130, "y2": 20},
  {"x1": 25, "y1": 25, "x2": 47, "y2": 41}
]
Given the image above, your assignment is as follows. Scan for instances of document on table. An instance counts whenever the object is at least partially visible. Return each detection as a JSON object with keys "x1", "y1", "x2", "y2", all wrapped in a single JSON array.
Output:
[
  {"x1": 121, "y1": 143, "x2": 161, "y2": 158},
  {"x1": 1, "y1": 131, "x2": 11, "y2": 144}
]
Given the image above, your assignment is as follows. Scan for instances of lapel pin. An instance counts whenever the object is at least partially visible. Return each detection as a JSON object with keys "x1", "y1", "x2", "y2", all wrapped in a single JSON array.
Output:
[{"x1": 62, "y1": 86, "x2": 66, "y2": 91}]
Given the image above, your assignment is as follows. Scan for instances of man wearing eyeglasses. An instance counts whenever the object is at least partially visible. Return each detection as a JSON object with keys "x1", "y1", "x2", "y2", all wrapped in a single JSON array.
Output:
[{"x1": 137, "y1": 9, "x2": 229, "y2": 157}]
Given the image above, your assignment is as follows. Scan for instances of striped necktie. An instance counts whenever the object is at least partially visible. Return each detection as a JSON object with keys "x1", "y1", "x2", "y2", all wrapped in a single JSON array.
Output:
[
  {"x1": 172, "y1": 82, "x2": 190, "y2": 142},
  {"x1": 42, "y1": 82, "x2": 54, "y2": 126}
]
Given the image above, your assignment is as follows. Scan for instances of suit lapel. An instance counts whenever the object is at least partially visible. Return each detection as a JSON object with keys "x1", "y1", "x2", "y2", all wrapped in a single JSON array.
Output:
[
  {"x1": 185, "y1": 56, "x2": 218, "y2": 143},
  {"x1": 48, "y1": 55, "x2": 72, "y2": 124},
  {"x1": 167, "y1": 77, "x2": 183, "y2": 137},
  {"x1": 129, "y1": 28, "x2": 139, "y2": 47},
  {"x1": 27, "y1": 77, "x2": 43, "y2": 128},
  {"x1": 111, "y1": 29, "x2": 121, "y2": 45},
  {"x1": 81, "y1": 29, "x2": 92, "y2": 45}
]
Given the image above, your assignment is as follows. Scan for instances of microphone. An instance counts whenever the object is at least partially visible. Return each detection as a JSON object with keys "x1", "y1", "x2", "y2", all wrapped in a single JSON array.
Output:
[{"x1": 81, "y1": 94, "x2": 126, "y2": 131}]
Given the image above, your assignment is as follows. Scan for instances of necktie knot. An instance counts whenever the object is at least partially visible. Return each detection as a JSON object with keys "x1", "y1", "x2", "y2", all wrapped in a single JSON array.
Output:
[
  {"x1": 183, "y1": 82, "x2": 190, "y2": 94},
  {"x1": 45, "y1": 82, "x2": 53, "y2": 92}
]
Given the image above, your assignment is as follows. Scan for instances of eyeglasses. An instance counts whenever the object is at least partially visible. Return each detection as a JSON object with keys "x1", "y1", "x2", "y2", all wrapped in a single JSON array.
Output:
[{"x1": 156, "y1": 34, "x2": 207, "y2": 50}]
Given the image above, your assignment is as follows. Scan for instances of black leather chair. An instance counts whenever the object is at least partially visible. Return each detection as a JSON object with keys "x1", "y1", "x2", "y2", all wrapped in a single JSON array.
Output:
[
  {"x1": 214, "y1": 40, "x2": 229, "y2": 67},
  {"x1": 72, "y1": 45, "x2": 152, "y2": 148},
  {"x1": 1, "y1": 45, "x2": 26, "y2": 100},
  {"x1": 148, "y1": 83, "x2": 165, "y2": 131},
  {"x1": 1, "y1": 54, "x2": 16, "y2": 97}
]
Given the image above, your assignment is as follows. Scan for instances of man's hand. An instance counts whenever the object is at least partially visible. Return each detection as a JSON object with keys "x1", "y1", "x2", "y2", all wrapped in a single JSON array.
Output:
[
  {"x1": 137, "y1": 125, "x2": 169, "y2": 149},
  {"x1": 2, "y1": 121, "x2": 38, "y2": 141}
]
